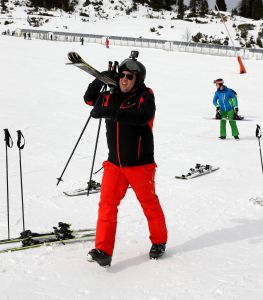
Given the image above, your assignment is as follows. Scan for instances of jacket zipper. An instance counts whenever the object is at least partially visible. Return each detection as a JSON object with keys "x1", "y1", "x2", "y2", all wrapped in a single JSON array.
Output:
[
  {"x1": 222, "y1": 93, "x2": 227, "y2": 111},
  {"x1": 116, "y1": 121, "x2": 122, "y2": 167},
  {"x1": 138, "y1": 136, "x2": 141, "y2": 158}
]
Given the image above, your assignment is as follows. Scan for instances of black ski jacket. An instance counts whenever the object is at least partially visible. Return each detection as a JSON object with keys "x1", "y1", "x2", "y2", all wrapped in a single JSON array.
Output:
[{"x1": 83, "y1": 81, "x2": 156, "y2": 167}]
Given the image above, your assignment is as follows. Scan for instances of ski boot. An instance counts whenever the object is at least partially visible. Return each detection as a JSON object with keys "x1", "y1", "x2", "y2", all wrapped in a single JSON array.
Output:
[
  {"x1": 87, "y1": 248, "x2": 112, "y2": 267},
  {"x1": 149, "y1": 243, "x2": 166, "y2": 259}
]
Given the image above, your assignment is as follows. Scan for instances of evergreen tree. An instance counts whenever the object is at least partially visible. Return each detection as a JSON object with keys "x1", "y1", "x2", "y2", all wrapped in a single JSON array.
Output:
[
  {"x1": 1, "y1": 0, "x2": 8, "y2": 12},
  {"x1": 231, "y1": 8, "x2": 238, "y2": 16},
  {"x1": 189, "y1": 0, "x2": 208, "y2": 16},
  {"x1": 215, "y1": 0, "x2": 227, "y2": 11},
  {"x1": 189, "y1": 0, "x2": 197, "y2": 13},
  {"x1": 177, "y1": 0, "x2": 185, "y2": 19},
  {"x1": 239, "y1": 0, "x2": 249, "y2": 18},
  {"x1": 239, "y1": 0, "x2": 263, "y2": 19},
  {"x1": 200, "y1": 0, "x2": 209, "y2": 16},
  {"x1": 30, "y1": 0, "x2": 75, "y2": 11},
  {"x1": 251, "y1": 0, "x2": 263, "y2": 19}
]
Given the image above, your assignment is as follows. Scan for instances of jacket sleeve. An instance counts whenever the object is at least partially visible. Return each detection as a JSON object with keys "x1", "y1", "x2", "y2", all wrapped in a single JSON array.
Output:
[
  {"x1": 213, "y1": 92, "x2": 219, "y2": 107},
  {"x1": 83, "y1": 79, "x2": 104, "y2": 106},
  {"x1": 230, "y1": 90, "x2": 238, "y2": 107},
  {"x1": 117, "y1": 92, "x2": 156, "y2": 126}
]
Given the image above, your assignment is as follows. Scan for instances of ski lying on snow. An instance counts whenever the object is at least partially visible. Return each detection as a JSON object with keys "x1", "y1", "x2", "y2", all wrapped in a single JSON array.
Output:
[
  {"x1": 64, "y1": 184, "x2": 131, "y2": 197},
  {"x1": 203, "y1": 116, "x2": 252, "y2": 122},
  {"x1": 63, "y1": 187, "x2": 100, "y2": 197},
  {"x1": 67, "y1": 52, "x2": 118, "y2": 86},
  {"x1": 249, "y1": 197, "x2": 263, "y2": 206},
  {"x1": 0, "y1": 232, "x2": 95, "y2": 253},
  {"x1": 175, "y1": 164, "x2": 220, "y2": 179},
  {"x1": 0, "y1": 221, "x2": 95, "y2": 245},
  {"x1": 0, "y1": 228, "x2": 95, "y2": 245}
]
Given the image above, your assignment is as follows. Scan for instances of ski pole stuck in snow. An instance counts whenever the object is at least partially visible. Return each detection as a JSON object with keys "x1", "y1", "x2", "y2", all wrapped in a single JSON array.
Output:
[
  {"x1": 256, "y1": 124, "x2": 263, "y2": 175},
  {"x1": 3, "y1": 129, "x2": 13, "y2": 240},
  {"x1": 17, "y1": 130, "x2": 26, "y2": 232}
]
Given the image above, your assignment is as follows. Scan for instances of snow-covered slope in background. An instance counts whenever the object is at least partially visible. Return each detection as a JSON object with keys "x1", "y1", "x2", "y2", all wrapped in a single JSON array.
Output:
[
  {"x1": 0, "y1": 32, "x2": 263, "y2": 299},
  {"x1": 1, "y1": 0, "x2": 263, "y2": 47}
]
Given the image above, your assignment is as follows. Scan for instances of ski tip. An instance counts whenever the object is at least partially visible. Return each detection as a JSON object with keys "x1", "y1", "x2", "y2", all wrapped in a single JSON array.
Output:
[{"x1": 68, "y1": 51, "x2": 82, "y2": 63}]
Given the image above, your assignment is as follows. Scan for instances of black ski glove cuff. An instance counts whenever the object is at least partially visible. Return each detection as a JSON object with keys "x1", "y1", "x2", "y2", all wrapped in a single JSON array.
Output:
[
  {"x1": 215, "y1": 111, "x2": 221, "y2": 120},
  {"x1": 90, "y1": 106, "x2": 118, "y2": 120}
]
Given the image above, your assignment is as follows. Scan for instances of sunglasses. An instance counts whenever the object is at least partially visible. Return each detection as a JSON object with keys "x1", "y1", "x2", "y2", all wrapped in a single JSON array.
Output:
[{"x1": 119, "y1": 73, "x2": 134, "y2": 80}]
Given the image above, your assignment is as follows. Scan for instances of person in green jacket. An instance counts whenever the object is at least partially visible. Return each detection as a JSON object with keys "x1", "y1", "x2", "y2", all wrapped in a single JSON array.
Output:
[{"x1": 213, "y1": 78, "x2": 239, "y2": 140}]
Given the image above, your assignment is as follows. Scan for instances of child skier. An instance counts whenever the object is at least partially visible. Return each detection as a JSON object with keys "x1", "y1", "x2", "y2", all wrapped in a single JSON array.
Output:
[{"x1": 212, "y1": 78, "x2": 239, "y2": 140}]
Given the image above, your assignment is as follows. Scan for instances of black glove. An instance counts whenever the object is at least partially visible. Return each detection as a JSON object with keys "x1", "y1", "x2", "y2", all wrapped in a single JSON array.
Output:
[
  {"x1": 234, "y1": 107, "x2": 238, "y2": 119},
  {"x1": 215, "y1": 106, "x2": 221, "y2": 119},
  {"x1": 215, "y1": 111, "x2": 221, "y2": 119},
  {"x1": 90, "y1": 106, "x2": 117, "y2": 120}
]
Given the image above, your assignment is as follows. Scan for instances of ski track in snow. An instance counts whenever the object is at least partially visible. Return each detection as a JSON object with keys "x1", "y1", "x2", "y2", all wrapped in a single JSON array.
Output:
[{"x1": 0, "y1": 33, "x2": 263, "y2": 299}]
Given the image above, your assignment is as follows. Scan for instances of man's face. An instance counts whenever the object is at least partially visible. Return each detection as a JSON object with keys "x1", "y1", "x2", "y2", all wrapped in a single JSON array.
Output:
[
  {"x1": 119, "y1": 71, "x2": 136, "y2": 93},
  {"x1": 215, "y1": 83, "x2": 224, "y2": 90}
]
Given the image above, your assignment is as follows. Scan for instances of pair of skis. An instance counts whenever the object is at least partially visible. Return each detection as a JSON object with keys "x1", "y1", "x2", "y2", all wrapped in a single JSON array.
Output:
[
  {"x1": 175, "y1": 164, "x2": 220, "y2": 180},
  {"x1": 0, "y1": 222, "x2": 95, "y2": 253}
]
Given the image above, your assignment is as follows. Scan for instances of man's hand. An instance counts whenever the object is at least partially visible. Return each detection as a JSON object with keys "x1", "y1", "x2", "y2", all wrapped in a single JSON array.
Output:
[
  {"x1": 215, "y1": 106, "x2": 221, "y2": 119},
  {"x1": 234, "y1": 107, "x2": 239, "y2": 120},
  {"x1": 90, "y1": 106, "x2": 117, "y2": 120}
]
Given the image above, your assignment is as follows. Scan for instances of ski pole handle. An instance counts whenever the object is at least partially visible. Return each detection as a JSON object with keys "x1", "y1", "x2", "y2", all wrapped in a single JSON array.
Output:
[
  {"x1": 112, "y1": 61, "x2": 119, "y2": 72},
  {"x1": 17, "y1": 130, "x2": 25, "y2": 150},
  {"x1": 108, "y1": 61, "x2": 113, "y2": 71},
  {"x1": 256, "y1": 124, "x2": 262, "y2": 139},
  {"x1": 3, "y1": 129, "x2": 13, "y2": 148}
]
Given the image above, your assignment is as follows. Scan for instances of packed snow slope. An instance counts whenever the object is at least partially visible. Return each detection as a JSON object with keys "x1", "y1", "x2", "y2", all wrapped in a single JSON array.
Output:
[{"x1": 0, "y1": 35, "x2": 263, "y2": 300}]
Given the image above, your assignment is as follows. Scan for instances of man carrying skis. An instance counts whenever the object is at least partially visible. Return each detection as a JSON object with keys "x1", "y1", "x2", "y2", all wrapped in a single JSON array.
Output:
[
  {"x1": 83, "y1": 51, "x2": 168, "y2": 267},
  {"x1": 213, "y1": 78, "x2": 239, "y2": 140}
]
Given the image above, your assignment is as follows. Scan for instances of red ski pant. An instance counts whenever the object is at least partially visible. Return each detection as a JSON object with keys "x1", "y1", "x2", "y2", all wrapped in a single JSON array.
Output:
[{"x1": 95, "y1": 161, "x2": 168, "y2": 256}]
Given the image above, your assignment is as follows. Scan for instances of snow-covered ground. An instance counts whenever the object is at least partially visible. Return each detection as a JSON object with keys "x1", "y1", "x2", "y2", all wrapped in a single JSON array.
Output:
[{"x1": 0, "y1": 32, "x2": 263, "y2": 299}]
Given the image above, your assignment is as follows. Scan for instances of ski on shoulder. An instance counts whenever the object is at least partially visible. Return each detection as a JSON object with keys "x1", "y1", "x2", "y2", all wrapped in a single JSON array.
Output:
[
  {"x1": 67, "y1": 52, "x2": 118, "y2": 86},
  {"x1": 175, "y1": 164, "x2": 220, "y2": 180}
]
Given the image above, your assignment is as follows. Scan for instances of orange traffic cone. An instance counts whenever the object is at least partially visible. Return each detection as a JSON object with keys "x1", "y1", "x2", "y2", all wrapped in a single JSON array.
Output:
[{"x1": 237, "y1": 55, "x2": 246, "y2": 74}]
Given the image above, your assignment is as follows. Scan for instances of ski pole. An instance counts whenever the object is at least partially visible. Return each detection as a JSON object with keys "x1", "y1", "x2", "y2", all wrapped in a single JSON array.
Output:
[
  {"x1": 87, "y1": 61, "x2": 114, "y2": 194},
  {"x1": 56, "y1": 82, "x2": 108, "y2": 186},
  {"x1": 17, "y1": 130, "x2": 26, "y2": 232},
  {"x1": 87, "y1": 118, "x2": 102, "y2": 196},
  {"x1": 56, "y1": 115, "x2": 92, "y2": 185},
  {"x1": 87, "y1": 84, "x2": 108, "y2": 196},
  {"x1": 3, "y1": 129, "x2": 13, "y2": 240},
  {"x1": 256, "y1": 124, "x2": 263, "y2": 175}
]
